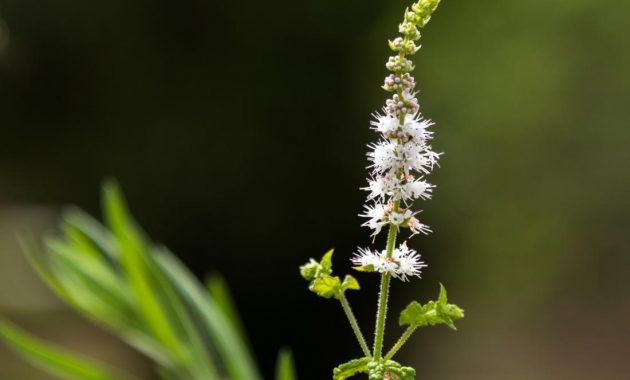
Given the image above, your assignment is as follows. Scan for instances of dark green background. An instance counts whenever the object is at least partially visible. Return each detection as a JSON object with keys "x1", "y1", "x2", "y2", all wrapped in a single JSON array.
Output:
[{"x1": 1, "y1": 0, "x2": 629, "y2": 379}]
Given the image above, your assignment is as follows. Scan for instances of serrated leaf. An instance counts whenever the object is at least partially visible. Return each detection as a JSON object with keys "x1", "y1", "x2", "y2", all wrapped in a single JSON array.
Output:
[
  {"x1": 399, "y1": 285, "x2": 464, "y2": 330},
  {"x1": 320, "y1": 249, "x2": 334, "y2": 274},
  {"x1": 308, "y1": 275, "x2": 341, "y2": 299},
  {"x1": 333, "y1": 357, "x2": 370, "y2": 380},
  {"x1": 341, "y1": 275, "x2": 360, "y2": 291}
]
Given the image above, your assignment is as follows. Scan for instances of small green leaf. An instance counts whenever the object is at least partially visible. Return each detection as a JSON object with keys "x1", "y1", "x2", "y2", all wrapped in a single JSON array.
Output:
[
  {"x1": 206, "y1": 273, "x2": 249, "y2": 347},
  {"x1": 320, "y1": 249, "x2": 334, "y2": 274},
  {"x1": 0, "y1": 318, "x2": 137, "y2": 380},
  {"x1": 274, "y1": 348, "x2": 297, "y2": 380},
  {"x1": 299, "y1": 259, "x2": 320, "y2": 281},
  {"x1": 352, "y1": 264, "x2": 374, "y2": 273},
  {"x1": 308, "y1": 275, "x2": 341, "y2": 299},
  {"x1": 399, "y1": 284, "x2": 464, "y2": 330},
  {"x1": 333, "y1": 357, "x2": 370, "y2": 380},
  {"x1": 438, "y1": 283, "x2": 448, "y2": 305},
  {"x1": 341, "y1": 275, "x2": 360, "y2": 291}
]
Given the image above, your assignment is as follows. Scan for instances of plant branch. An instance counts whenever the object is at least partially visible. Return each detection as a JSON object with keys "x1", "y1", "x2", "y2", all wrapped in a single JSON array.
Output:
[
  {"x1": 372, "y1": 200, "x2": 400, "y2": 360},
  {"x1": 384, "y1": 326, "x2": 416, "y2": 361},
  {"x1": 338, "y1": 292, "x2": 371, "y2": 358}
]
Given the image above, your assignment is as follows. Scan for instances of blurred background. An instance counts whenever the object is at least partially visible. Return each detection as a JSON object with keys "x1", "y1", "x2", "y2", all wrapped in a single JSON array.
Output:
[{"x1": 1, "y1": 0, "x2": 629, "y2": 379}]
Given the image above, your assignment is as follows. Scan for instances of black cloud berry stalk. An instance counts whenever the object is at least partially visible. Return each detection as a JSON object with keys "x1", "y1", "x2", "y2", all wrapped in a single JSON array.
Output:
[{"x1": 300, "y1": 1, "x2": 464, "y2": 379}]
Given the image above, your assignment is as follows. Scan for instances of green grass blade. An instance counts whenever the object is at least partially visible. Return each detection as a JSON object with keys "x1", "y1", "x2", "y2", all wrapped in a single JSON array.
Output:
[
  {"x1": 154, "y1": 249, "x2": 263, "y2": 380},
  {"x1": 0, "y1": 318, "x2": 138, "y2": 380},
  {"x1": 206, "y1": 273, "x2": 249, "y2": 346},
  {"x1": 149, "y1": 246, "x2": 222, "y2": 380},
  {"x1": 101, "y1": 181, "x2": 185, "y2": 363},
  {"x1": 275, "y1": 348, "x2": 298, "y2": 380},
  {"x1": 17, "y1": 235, "x2": 73, "y2": 303}
]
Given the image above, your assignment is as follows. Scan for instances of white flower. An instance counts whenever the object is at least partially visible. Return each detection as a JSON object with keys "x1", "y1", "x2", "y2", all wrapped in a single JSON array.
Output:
[
  {"x1": 407, "y1": 216, "x2": 432, "y2": 235},
  {"x1": 364, "y1": 174, "x2": 400, "y2": 200},
  {"x1": 360, "y1": 203, "x2": 389, "y2": 236},
  {"x1": 389, "y1": 209, "x2": 413, "y2": 226},
  {"x1": 351, "y1": 242, "x2": 427, "y2": 281},
  {"x1": 365, "y1": 173, "x2": 434, "y2": 203},
  {"x1": 402, "y1": 179, "x2": 434, "y2": 201},
  {"x1": 392, "y1": 242, "x2": 427, "y2": 281},
  {"x1": 402, "y1": 114, "x2": 434, "y2": 143},
  {"x1": 368, "y1": 140, "x2": 439, "y2": 175},
  {"x1": 371, "y1": 114, "x2": 399, "y2": 135}
]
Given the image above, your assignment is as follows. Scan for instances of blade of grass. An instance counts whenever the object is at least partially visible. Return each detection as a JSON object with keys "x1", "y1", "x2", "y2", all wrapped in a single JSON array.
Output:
[
  {"x1": 206, "y1": 274, "x2": 249, "y2": 346},
  {"x1": 102, "y1": 181, "x2": 185, "y2": 363},
  {"x1": 0, "y1": 318, "x2": 138, "y2": 380},
  {"x1": 274, "y1": 348, "x2": 298, "y2": 380},
  {"x1": 154, "y1": 248, "x2": 263, "y2": 380},
  {"x1": 148, "y1": 246, "x2": 221, "y2": 380}
]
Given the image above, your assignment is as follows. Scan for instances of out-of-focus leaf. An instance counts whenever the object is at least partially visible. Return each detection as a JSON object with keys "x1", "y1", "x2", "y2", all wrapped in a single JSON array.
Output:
[
  {"x1": 206, "y1": 273, "x2": 249, "y2": 347},
  {"x1": 341, "y1": 275, "x2": 360, "y2": 291},
  {"x1": 149, "y1": 246, "x2": 220, "y2": 380},
  {"x1": 274, "y1": 348, "x2": 297, "y2": 380},
  {"x1": 154, "y1": 248, "x2": 263, "y2": 380},
  {"x1": 102, "y1": 180, "x2": 184, "y2": 361},
  {"x1": 399, "y1": 284, "x2": 464, "y2": 330},
  {"x1": 0, "y1": 318, "x2": 137, "y2": 380}
]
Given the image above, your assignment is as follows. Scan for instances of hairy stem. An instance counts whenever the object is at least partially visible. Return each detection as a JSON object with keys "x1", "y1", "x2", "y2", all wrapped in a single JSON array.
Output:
[
  {"x1": 384, "y1": 326, "x2": 416, "y2": 361},
  {"x1": 372, "y1": 200, "x2": 400, "y2": 360},
  {"x1": 338, "y1": 292, "x2": 371, "y2": 358}
]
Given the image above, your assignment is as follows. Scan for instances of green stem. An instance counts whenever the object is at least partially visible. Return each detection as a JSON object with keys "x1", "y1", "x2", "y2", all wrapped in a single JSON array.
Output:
[
  {"x1": 384, "y1": 326, "x2": 416, "y2": 361},
  {"x1": 338, "y1": 292, "x2": 371, "y2": 358},
  {"x1": 372, "y1": 200, "x2": 400, "y2": 360}
]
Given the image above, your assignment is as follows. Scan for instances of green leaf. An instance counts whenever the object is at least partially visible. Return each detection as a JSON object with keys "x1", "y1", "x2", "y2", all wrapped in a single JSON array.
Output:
[
  {"x1": 102, "y1": 180, "x2": 185, "y2": 360},
  {"x1": 399, "y1": 284, "x2": 464, "y2": 330},
  {"x1": 274, "y1": 348, "x2": 297, "y2": 380},
  {"x1": 299, "y1": 259, "x2": 320, "y2": 281},
  {"x1": 320, "y1": 249, "x2": 334, "y2": 274},
  {"x1": 341, "y1": 275, "x2": 360, "y2": 291},
  {"x1": 438, "y1": 283, "x2": 448, "y2": 304},
  {"x1": 332, "y1": 357, "x2": 370, "y2": 380},
  {"x1": 308, "y1": 275, "x2": 341, "y2": 299},
  {"x1": 206, "y1": 273, "x2": 249, "y2": 349},
  {"x1": 352, "y1": 264, "x2": 374, "y2": 273},
  {"x1": 0, "y1": 318, "x2": 137, "y2": 380},
  {"x1": 154, "y1": 248, "x2": 263, "y2": 380}
]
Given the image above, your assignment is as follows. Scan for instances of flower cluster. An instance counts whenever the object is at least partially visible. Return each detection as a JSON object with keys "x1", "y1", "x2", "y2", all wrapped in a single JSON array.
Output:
[
  {"x1": 352, "y1": 242, "x2": 427, "y2": 282},
  {"x1": 356, "y1": 0, "x2": 442, "y2": 281}
]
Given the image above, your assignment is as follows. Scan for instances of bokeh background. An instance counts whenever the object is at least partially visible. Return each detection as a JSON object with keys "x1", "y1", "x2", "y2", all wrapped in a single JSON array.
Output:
[{"x1": 1, "y1": 0, "x2": 629, "y2": 379}]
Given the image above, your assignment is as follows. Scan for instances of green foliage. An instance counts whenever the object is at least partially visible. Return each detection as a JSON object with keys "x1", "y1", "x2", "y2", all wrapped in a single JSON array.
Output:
[
  {"x1": 299, "y1": 249, "x2": 333, "y2": 281},
  {"x1": 274, "y1": 348, "x2": 297, "y2": 380},
  {"x1": 399, "y1": 284, "x2": 464, "y2": 330},
  {"x1": 332, "y1": 358, "x2": 371, "y2": 380},
  {"x1": 351, "y1": 264, "x2": 374, "y2": 273},
  {"x1": 0, "y1": 318, "x2": 136, "y2": 380},
  {"x1": 341, "y1": 275, "x2": 360, "y2": 291},
  {"x1": 367, "y1": 360, "x2": 415, "y2": 380},
  {"x1": 301, "y1": 250, "x2": 360, "y2": 300},
  {"x1": 309, "y1": 275, "x2": 342, "y2": 299},
  {"x1": 0, "y1": 180, "x2": 291, "y2": 380}
]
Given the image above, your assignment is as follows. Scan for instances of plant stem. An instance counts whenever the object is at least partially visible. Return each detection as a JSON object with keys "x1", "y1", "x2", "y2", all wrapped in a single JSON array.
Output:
[
  {"x1": 372, "y1": 200, "x2": 400, "y2": 360},
  {"x1": 338, "y1": 292, "x2": 371, "y2": 358},
  {"x1": 384, "y1": 326, "x2": 416, "y2": 361}
]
